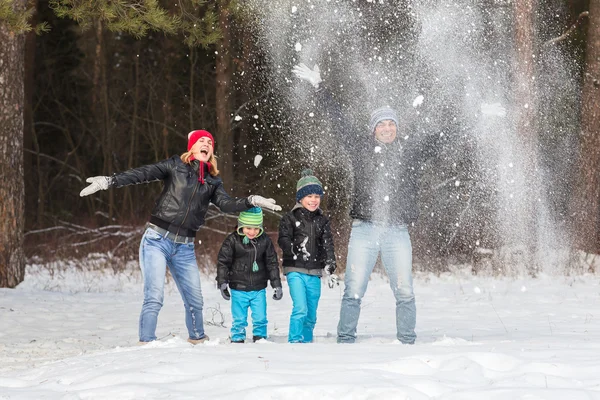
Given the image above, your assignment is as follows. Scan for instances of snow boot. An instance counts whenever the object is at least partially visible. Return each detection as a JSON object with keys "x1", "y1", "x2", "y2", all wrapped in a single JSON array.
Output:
[
  {"x1": 187, "y1": 335, "x2": 210, "y2": 345},
  {"x1": 253, "y1": 336, "x2": 266, "y2": 343}
]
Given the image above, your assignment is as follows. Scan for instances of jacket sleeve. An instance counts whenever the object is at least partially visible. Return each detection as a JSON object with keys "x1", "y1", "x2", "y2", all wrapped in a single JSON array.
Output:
[
  {"x1": 277, "y1": 213, "x2": 294, "y2": 259},
  {"x1": 321, "y1": 217, "x2": 336, "y2": 271},
  {"x1": 216, "y1": 234, "x2": 235, "y2": 286},
  {"x1": 264, "y1": 238, "x2": 282, "y2": 288},
  {"x1": 112, "y1": 157, "x2": 173, "y2": 187},
  {"x1": 316, "y1": 86, "x2": 358, "y2": 152},
  {"x1": 210, "y1": 182, "x2": 251, "y2": 213}
]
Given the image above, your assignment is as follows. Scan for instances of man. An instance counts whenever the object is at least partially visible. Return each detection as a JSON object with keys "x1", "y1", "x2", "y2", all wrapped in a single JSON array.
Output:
[{"x1": 293, "y1": 63, "x2": 430, "y2": 344}]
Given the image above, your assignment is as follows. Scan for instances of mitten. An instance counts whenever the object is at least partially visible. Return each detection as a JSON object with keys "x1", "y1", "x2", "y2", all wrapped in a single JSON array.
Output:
[
  {"x1": 219, "y1": 283, "x2": 231, "y2": 301},
  {"x1": 292, "y1": 63, "x2": 322, "y2": 88},
  {"x1": 80, "y1": 176, "x2": 113, "y2": 197},
  {"x1": 248, "y1": 195, "x2": 282, "y2": 211},
  {"x1": 273, "y1": 287, "x2": 283, "y2": 300}
]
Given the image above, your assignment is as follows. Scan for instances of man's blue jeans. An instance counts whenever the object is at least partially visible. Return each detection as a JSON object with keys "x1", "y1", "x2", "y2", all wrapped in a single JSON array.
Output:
[
  {"x1": 337, "y1": 220, "x2": 416, "y2": 344},
  {"x1": 138, "y1": 227, "x2": 206, "y2": 342},
  {"x1": 287, "y1": 272, "x2": 321, "y2": 343},
  {"x1": 230, "y1": 289, "x2": 268, "y2": 342}
]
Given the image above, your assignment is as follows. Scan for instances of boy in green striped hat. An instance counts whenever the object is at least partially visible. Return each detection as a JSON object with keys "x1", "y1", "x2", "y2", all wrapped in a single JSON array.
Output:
[{"x1": 216, "y1": 207, "x2": 283, "y2": 343}]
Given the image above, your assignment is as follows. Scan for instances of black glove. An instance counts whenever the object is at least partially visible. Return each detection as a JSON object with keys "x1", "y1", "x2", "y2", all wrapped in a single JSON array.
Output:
[
  {"x1": 273, "y1": 287, "x2": 283, "y2": 300},
  {"x1": 325, "y1": 264, "x2": 336, "y2": 275},
  {"x1": 219, "y1": 283, "x2": 231, "y2": 301}
]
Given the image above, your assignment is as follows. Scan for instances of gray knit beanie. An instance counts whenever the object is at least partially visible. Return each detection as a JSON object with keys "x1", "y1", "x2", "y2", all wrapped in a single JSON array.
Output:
[{"x1": 368, "y1": 106, "x2": 399, "y2": 135}]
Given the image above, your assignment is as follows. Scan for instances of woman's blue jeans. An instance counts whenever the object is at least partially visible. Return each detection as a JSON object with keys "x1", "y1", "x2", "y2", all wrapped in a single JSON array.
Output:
[
  {"x1": 287, "y1": 272, "x2": 321, "y2": 343},
  {"x1": 230, "y1": 289, "x2": 268, "y2": 341},
  {"x1": 138, "y1": 227, "x2": 206, "y2": 342},
  {"x1": 337, "y1": 220, "x2": 416, "y2": 344}
]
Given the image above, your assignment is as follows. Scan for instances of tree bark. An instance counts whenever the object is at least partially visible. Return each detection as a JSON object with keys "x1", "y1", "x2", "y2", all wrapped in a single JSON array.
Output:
[
  {"x1": 573, "y1": 1, "x2": 600, "y2": 253},
  {"x1": 513, "y1": 0, "x2": 539, "y2": 272},
  {"x1": 216, "y1": 1, "x2": 234, "y2": 193},
  {"x1": 0, "y1": 0, "x2": 26, "y2": 288}
]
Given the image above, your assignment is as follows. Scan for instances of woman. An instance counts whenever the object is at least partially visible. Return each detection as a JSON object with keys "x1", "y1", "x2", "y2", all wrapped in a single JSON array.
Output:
[{"x1": 80, "y1": 130, "x2": 281, "y2": 344}]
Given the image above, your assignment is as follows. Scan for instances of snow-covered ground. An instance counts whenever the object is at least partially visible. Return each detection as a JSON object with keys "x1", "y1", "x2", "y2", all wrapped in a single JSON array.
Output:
[{"x1": 2, "y1": 263, "x2": 600, "y2": 399}]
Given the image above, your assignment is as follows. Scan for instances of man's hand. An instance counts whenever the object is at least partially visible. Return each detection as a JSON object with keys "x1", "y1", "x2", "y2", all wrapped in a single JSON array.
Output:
[
  {"x1": 80, "y1": 176, "x2": 113, "y2": 197},
  {"x1": 273, "y1": 287, "x2": 283, "y2": 300},
  {"x1": 292, "y1": 63, "x2": 322, "y2": 88},
  {"x1": 480, "y1": 102, "x2": 506, "y2": 117}
]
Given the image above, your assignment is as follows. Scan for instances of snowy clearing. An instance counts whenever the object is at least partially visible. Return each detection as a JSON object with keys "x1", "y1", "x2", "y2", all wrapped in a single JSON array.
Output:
[{"x1": 1, "y1": 265, "x2": 600, "y2": 399}]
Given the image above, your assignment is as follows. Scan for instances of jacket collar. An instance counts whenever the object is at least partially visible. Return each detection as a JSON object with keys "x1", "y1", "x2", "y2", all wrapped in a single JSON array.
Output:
[{"x1": 292, "y1": 203, "x2": 323, "y2": 216}]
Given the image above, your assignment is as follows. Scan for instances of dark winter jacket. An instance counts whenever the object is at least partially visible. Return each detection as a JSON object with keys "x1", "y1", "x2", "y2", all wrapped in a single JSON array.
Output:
[
  {"x1": 112, "y1": 156, "x2": 250, "y2": 237},
  {"x1": 317, "y1": 87, "x2": 437, "y2": 225},
  {"x1": 278, "y1": 205, "x2": 336, "y2": 277},
  {"x1": 216, "y1": 232, "x2": 282, "y2": 292}
]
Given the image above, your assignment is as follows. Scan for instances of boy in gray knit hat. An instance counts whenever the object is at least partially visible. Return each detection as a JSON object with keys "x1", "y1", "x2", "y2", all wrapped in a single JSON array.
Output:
[{"x1": 278, "y1": 169, "x2": 337, "y2": 343}]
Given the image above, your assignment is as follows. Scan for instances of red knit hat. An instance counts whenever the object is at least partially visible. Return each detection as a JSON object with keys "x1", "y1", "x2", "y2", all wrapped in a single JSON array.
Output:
[{"x1": 187, "y1": 130, "x2": 215, "y2": 151}]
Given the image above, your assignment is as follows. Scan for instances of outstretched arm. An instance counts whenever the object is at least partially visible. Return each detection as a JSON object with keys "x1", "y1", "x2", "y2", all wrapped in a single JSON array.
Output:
[
  {"x1": 292, "y1": 63, "x2": 356, "y2": 151},
  {"x1": 80, "y1": 157, "x2": 172, "y2": 197}
]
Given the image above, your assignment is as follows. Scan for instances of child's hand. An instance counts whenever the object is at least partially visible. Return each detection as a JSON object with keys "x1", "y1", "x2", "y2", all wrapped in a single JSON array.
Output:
[
  {"x1": 219, "y1": 283, "x2": 231, "y2": 301},
  {"x1": 327, "y1": 274, "x2": 339, "y2": 289},
  {"x1": 325, "y1": 264, "x2": 336, "y2": 275},
  {"x1": 273, "y1": 287, "x2": 283, "y2": 300}
]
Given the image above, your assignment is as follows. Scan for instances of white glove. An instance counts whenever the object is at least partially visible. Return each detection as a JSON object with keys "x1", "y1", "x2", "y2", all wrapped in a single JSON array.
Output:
[
  {"x1": 324, "y1": 264, "x2": 338, "y2": 289},
  {"x1": 248, "y1": 195, "x2": 282, "y2": 212},
  {"x1": 292, "y1": 63, "x2": 322, "y2": 88},
  {"x1": 80, "y1": 176, "x2": 113, "y2": 197},
  {"x1": 480, "y1": 102, "x2": 506, "y2": 117},
  {"x1": 327, "y1": 274, "x2": 339, "y2": 289}
]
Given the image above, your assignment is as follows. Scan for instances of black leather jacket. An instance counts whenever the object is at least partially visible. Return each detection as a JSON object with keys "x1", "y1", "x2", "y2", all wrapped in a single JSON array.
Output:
[
  {"x1": 278, "y1": 206, "x2": 336, "y2": 276},
  {"x1": 112, "y1": 156, "x2": 250, "y2": 236},
  {"x1": 216, "y1": 232, "x2": 282, "y2": 291}
]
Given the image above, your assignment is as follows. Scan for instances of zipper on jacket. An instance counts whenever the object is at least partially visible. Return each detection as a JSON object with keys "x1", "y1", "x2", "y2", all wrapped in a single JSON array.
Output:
[
  {"x1": 310, "y1": 218, "x2": 316, "y2": 264},
  {"x1": 176, "y1": 180, "x2": 200, "y2": 241},
  {"x1": 249, "y1": 239, "x2": 257, "y2": 287}
]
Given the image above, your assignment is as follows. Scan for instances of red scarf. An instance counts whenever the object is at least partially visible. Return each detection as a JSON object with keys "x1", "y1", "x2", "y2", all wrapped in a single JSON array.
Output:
[{"x1": 190, "y1": 156, "x2": 212, "y2": 184}]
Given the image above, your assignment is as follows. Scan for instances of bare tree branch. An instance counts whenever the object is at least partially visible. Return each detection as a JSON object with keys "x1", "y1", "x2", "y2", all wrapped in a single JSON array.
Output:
[{"x1": 544, "y1": 11, "x2": 589, "y2": 46}]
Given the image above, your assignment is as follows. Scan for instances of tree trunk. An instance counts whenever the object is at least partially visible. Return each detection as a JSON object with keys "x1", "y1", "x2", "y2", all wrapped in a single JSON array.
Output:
[
  {"x1": 573, "y1": 1, "x2": 600, "y2": 254},
  {"x1": 513, "y1": 0, "x2": 539, "y2": 272},
  {"x1": 24, "y1": 0, "x2": 38, "y2": 229},
  {"x1": 0, "y1": 0, "x2": 26, "y2": 288},
  {"x1": 216, "y1": 1, "x2": 234, "y2": 193}
]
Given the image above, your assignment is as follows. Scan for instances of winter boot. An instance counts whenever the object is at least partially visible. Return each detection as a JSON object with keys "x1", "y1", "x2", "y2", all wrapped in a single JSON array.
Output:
[
  {"x1": 187, "y1": 335, "x2": 210, "y2": 345},
  {"x1": 230, "y1": 338, "x2": 245, "y2": 343},
  {"x1": 253, "y1": 336, "x2": 267, "y2": 343}
]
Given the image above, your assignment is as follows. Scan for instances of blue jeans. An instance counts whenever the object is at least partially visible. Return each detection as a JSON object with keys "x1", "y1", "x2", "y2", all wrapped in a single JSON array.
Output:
[
  {"x1": 138, "y1": 227, "x2": 206, "y2": 342},
  {"x1": 337, "y1": 220, "x2": 416, "y2": 344},
  {"x1": 287, "y1": 272, "x2": 321, "y2": 343},
  {"x1": 230, "y1": 289, "x2": 268, "y2": 341}
]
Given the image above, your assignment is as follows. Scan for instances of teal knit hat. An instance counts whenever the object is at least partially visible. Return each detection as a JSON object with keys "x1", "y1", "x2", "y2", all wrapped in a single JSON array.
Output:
[
  {"x1": 296, "y1": 169, "x2": 324, "y2": 202},
  {"x1": 237, "y1": 207, "x2": 264, "y2": 238}
]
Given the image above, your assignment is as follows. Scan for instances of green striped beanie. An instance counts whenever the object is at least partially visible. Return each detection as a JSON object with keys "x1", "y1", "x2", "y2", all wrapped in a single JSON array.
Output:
[
  {"x1": 237, "y1": 207, "x2": 264, "y2": 237},
  {"x1": 296, "y1": 169, "x2": 324, "y2": 202}
]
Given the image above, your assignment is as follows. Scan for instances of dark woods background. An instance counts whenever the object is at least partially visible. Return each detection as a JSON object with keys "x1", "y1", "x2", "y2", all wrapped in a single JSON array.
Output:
[{"x1": 7, "y1": 0, "x2": 597, "y2": 280}]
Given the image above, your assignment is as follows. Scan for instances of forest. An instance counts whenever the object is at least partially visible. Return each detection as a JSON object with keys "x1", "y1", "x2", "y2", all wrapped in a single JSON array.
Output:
[{"x1": 1, "y1": 0, "x2": 599, "y2": 288}]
